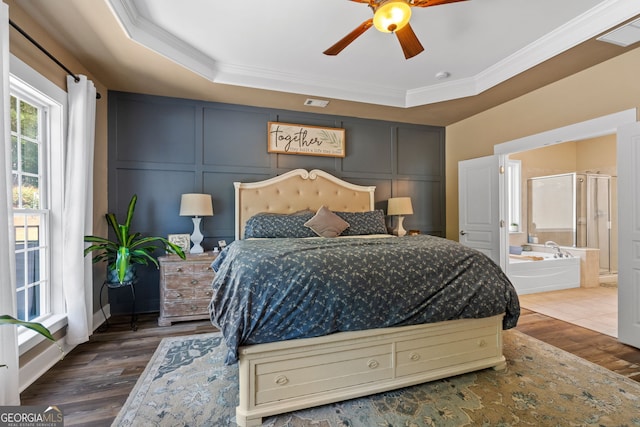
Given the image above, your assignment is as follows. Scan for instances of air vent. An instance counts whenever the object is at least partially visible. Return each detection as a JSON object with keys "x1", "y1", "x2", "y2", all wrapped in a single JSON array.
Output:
[
  {"x1": 597, "y1": 18, "x2": 640, "y2": 47},
  {"x1": 304, "y1": 98, "x2": 330, "y2": 108}
]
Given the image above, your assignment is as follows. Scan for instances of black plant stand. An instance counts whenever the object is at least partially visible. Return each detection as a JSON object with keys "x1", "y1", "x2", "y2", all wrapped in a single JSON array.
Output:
[{"x1": 98, "y1": 279, "x2": 138, "y2": 332}]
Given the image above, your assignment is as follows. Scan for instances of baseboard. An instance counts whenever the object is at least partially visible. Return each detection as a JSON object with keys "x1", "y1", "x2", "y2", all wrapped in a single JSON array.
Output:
[
  {"x1": 19, "y1": 338, "x2": 72, "y2": 393},
  {"x1": 18, "y1": 307, "x2": 112, "y2": 393}
]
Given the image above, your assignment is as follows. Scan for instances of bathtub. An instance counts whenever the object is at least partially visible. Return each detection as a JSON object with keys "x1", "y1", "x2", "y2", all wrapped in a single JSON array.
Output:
[{"x1": 507, "y1": 251, "x2": 581, "y2": 295}]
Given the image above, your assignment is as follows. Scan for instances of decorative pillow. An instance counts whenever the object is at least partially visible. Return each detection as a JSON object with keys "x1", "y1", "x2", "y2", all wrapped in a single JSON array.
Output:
[
  {"x1": 244, "y1": 211, "x2": 316, "y2": 239},
  {"x1": 304, "y1": 206, "x2": 350, "y2": 238},
  {"x1": 335, "y1": 210, "x2": 388, "y2": 236}
]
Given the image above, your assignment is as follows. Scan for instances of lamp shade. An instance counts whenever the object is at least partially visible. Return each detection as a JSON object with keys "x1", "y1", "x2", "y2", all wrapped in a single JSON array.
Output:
[
  {"x1": 179, "y1": 193, "x2": 213, "y2": 217},
  {"x1": 387, "y1": 197, "x2": 413, "y2": 216},
  {"x1": 373, "y1": 0, "x2": 412, "y2": 33}
]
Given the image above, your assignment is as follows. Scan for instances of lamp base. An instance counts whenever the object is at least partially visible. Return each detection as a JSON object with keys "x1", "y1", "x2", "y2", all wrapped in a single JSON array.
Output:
[
  {"x1": 394, "y1": 215, "x2": 407, "y2": 237},
  {"x1": 190, "y1": 217, "x2": 204, "y2": 253}
]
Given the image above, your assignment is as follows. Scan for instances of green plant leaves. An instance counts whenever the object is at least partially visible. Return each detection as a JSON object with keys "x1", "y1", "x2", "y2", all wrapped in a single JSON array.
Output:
[
  {"x1": 1, "y1": 315, "x2": 63, "y2": 369},
  {"x1": 84, "y1": 194, "x2": 187, "y2": 284},
  {"x1": 0, "y1": 315, "x2": 55, "y2": 341}
]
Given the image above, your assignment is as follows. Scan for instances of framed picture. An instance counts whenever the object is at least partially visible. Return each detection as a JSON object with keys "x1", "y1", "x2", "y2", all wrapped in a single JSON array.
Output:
[
  {"x1": 168, "y1": 234, "x2": 191, "y2": 254},
  {"x1": 268, "y1": 122, "x2": 345, "y2": 157}
]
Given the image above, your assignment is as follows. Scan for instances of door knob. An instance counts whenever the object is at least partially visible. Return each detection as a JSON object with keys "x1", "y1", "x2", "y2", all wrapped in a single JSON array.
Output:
[{"x1": 460, "y1": 230, "x2": 467, "y2": 235}]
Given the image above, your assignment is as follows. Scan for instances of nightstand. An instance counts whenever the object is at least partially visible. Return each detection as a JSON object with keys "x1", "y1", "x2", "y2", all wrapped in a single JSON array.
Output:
[{"x1": 157, "y1": 252, "x2": 218, "y2": 326}]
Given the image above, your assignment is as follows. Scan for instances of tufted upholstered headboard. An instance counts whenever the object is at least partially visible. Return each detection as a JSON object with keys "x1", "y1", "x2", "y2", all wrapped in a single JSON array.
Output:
[{"x1": 234, "y1": 169, "x2": 376, "y2": 240}]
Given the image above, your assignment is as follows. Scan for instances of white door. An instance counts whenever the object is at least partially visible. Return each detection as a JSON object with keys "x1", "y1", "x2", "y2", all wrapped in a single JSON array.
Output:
[
  {"x1": 617, "y1": 121, "x2": 640, "y2": 349},
  {"x1": 458, "y1": 156, "x2": 504, "y2": 267}
]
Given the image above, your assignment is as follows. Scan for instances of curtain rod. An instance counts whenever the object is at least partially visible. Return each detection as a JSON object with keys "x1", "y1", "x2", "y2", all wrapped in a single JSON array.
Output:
[{"x1": 9, "y1": 19, "x2": 102, "y2": 100}]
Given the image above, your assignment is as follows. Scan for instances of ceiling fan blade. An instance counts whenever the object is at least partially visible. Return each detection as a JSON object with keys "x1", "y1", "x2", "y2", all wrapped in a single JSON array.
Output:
[
  {"x1": 395, "y1": 23, "x2": 424, "y2": 59},
  {"x1": 324, "y1": 19, "x2": 374, "y2": 56},
  {"x1": 412, "y1": 0, "x2": 469, "y2": 8}
]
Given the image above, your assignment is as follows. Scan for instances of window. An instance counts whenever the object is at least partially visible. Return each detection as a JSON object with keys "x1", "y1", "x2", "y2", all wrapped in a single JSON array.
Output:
[
  {"x1": 11, "y1": 92, "x2": 49, "y2": 321},
  {"x1": 506, "y1": 159, "x2": 521, "y2": 233},
  {"x1": 8, "y1": 55, "x2": 66, "y2": 348}
]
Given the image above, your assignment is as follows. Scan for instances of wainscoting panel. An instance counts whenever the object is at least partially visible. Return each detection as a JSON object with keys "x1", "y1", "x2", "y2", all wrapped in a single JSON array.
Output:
[
  {"x1": 113, "y1": 95, "x2": 197, "y2": 164},
  {"x1": 397, "y1": 126, "x2": 443, "y2": 177},
  {"x1": 342, "y1": 119, "x2": 393, "y2": 174},
  {"x1": 203, "y1": 106, "x2": 271, "y2": 168}
]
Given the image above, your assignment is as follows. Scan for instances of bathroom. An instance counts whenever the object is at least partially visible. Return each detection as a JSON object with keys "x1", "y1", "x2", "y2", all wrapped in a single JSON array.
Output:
[{"x1": 507, "y1": 134, "x2": 617, "y2": 301}]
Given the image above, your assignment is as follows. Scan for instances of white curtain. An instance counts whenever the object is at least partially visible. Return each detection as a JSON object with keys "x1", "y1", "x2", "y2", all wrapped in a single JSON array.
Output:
[
  {"x1": 0, "y1": 2, "x2": 20, "y2": 405},
  {"x1": 62, "y1": 75, "x2": 96, "y2": 345}
]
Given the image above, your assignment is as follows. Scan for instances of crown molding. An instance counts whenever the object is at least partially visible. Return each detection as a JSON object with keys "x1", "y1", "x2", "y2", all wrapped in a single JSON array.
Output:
[
  {"x1": 106, "y1": 0, "x2": 218, "y2": 81},
  {"x1": 107, "y1": 0, "x2": 640, "y2": 108}
]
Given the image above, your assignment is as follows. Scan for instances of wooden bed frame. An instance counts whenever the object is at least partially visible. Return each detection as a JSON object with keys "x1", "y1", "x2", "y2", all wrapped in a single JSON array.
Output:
[{"x1": 232, "y1": 169, "x2": 506, "y2": 426}]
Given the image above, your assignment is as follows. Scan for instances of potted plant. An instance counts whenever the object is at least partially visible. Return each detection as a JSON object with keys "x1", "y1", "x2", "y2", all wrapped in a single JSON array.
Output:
[
  {"x1": 1, "y1": 315, "x2": 57, "y2": 368},
  {"x1": 84, "y1": 194, "x2": 186, "y2": 284}
]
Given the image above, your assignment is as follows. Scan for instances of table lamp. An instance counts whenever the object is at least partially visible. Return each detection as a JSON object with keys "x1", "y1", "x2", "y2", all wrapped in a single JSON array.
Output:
[
  {"x1": 179, "y1": 193, "x2": 213, "y2": 253},
  {"x1": 387, "y1": 197, "x2": 413, "y2": 237}
]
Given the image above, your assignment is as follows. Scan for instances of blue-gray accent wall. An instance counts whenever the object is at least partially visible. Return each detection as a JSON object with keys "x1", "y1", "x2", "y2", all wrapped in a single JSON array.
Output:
[{"x1": 107, "y1": 91, "x2": 446, "y2": 314}]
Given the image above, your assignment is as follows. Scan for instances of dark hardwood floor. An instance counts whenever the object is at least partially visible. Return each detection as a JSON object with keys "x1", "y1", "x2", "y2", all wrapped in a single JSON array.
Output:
[
  {"x1": 20, "y1": 309, "x2": 640, "y2": 426},
  {"x1": 20, "y1": 314, "x2": 218, "y2": 426},
  {"x1": 516, "y1": 308, "x2": 640, "y2": 382}
]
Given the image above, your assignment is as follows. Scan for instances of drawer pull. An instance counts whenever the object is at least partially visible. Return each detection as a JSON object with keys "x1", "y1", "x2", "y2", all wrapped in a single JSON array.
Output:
[
  {"x1": 206, "y1": 267, "x2": 213, "y2": 271},
  {"x1": 176, "y1": 267, "x2": 183, "y2": 272},
  {"x1": 409, "y1": 352, "x2": 420, "y2": 361},
  {"x1": 190, "y1": 305, "x2": 198, "y2": 311},
  {"x1": 190, "y1": 279, "x2": 199, "y2": 285},
  {"x1": 367, "y1": 359, "x2": 379, "y2": 369},
  {"x1": 206, "y1": 290, "x2": 213, "y2": 296},
  {"x1": 274, "y1": 375, "x2": 289, "y2": 386},
  {"x1": 176, "y1": 292, "x2": 183, "y2": 298},
  {"x1": 478, "y1": 339, "x2": 487, "y2": 348}
]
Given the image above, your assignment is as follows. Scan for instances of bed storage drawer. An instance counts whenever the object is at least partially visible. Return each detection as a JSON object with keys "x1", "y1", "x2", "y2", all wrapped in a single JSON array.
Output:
[
  {"x1": 395, "y1": 324, "x2": 501, "y2": 378},
  {"x1": 236, "y1": 315, "x2": 506, "y2": 427},
  {"x1": 254, "y1": 343, "x2": 393, "y2": 405}
]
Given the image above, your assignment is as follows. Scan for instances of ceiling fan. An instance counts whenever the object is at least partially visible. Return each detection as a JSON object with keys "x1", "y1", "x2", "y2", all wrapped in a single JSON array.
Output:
[{"x1": 324, "y1": 0, "x2": 469, "y2": 59}]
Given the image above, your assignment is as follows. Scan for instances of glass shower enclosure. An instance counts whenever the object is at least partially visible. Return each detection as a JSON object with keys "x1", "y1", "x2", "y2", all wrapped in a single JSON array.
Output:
[{"x1": 527, "y1": 172, "x2": 617, "y2": 274}]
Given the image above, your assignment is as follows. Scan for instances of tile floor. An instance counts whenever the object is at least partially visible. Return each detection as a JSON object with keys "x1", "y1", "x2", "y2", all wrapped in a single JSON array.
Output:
[{"x1": 517, "y1": 284, "x2": 618, "y2": 337}]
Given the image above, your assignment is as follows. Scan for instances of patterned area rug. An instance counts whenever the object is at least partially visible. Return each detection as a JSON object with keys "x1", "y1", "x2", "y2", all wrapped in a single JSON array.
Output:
[{"x1": 113, "y1": 330, "x2": 640, "y2": 426}]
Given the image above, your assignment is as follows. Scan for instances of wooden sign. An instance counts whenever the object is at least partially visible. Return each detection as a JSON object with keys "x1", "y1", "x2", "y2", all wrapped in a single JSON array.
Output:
[{"x1": 268, "y1": 122, "x2": 345, "y2": 157}]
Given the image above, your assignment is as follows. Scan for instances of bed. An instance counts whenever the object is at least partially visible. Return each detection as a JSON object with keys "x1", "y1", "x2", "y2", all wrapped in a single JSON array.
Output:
[{"x1": 208, "y1": 168, "x2": 520, "y2": 426}]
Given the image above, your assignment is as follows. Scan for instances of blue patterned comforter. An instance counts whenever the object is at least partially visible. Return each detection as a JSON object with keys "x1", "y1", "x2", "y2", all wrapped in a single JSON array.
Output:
[{"x1": 208, "y1": 235, "x2": 520, "y2": 364}]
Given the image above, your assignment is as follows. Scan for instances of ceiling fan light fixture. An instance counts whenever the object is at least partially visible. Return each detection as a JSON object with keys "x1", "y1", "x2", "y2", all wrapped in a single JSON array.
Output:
[{"x1": 373, "y1": 0, "x2": 412, "y2": 33}]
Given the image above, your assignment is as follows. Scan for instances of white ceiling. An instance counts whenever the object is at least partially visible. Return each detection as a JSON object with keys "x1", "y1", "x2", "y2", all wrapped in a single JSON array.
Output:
[
  {"x1": 10, "y1": 0, "x2": 640, "y2": 126},
  {"x1": 106, "y1": 0, "x2": 640, "y2": 108}
]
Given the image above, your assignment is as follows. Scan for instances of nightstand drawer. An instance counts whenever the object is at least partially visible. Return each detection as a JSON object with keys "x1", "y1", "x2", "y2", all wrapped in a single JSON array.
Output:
[
  {"x1": 162, "y1": 299, "x2": 210, "y2": 317},
  {"x1": 194, "y1": 286, "x2": 214, "y2": 300},
  {"x1": 163, "y1": 274, "x2": 211, "y2": 291},
  {"x1": 164, "y1": 285, "x2": 213, "y2": 301},
  {"x1": 163, "y1": 262, "x2": 214, "y2": 276}
]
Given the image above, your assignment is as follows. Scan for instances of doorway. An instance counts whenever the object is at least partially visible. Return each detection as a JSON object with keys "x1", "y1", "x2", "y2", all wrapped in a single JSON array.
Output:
[
  {"x1": 494, "y1": 110, "x2": 636, "y2": 342},
  {"x1": 507, "y1": 134, "x2": 618, "y2": 337}
]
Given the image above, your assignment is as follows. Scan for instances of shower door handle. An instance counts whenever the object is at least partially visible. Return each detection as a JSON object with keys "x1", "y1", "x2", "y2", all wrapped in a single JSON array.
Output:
[{"x1": 460, "y1": 230, "x2": 467, "y2": 236}]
